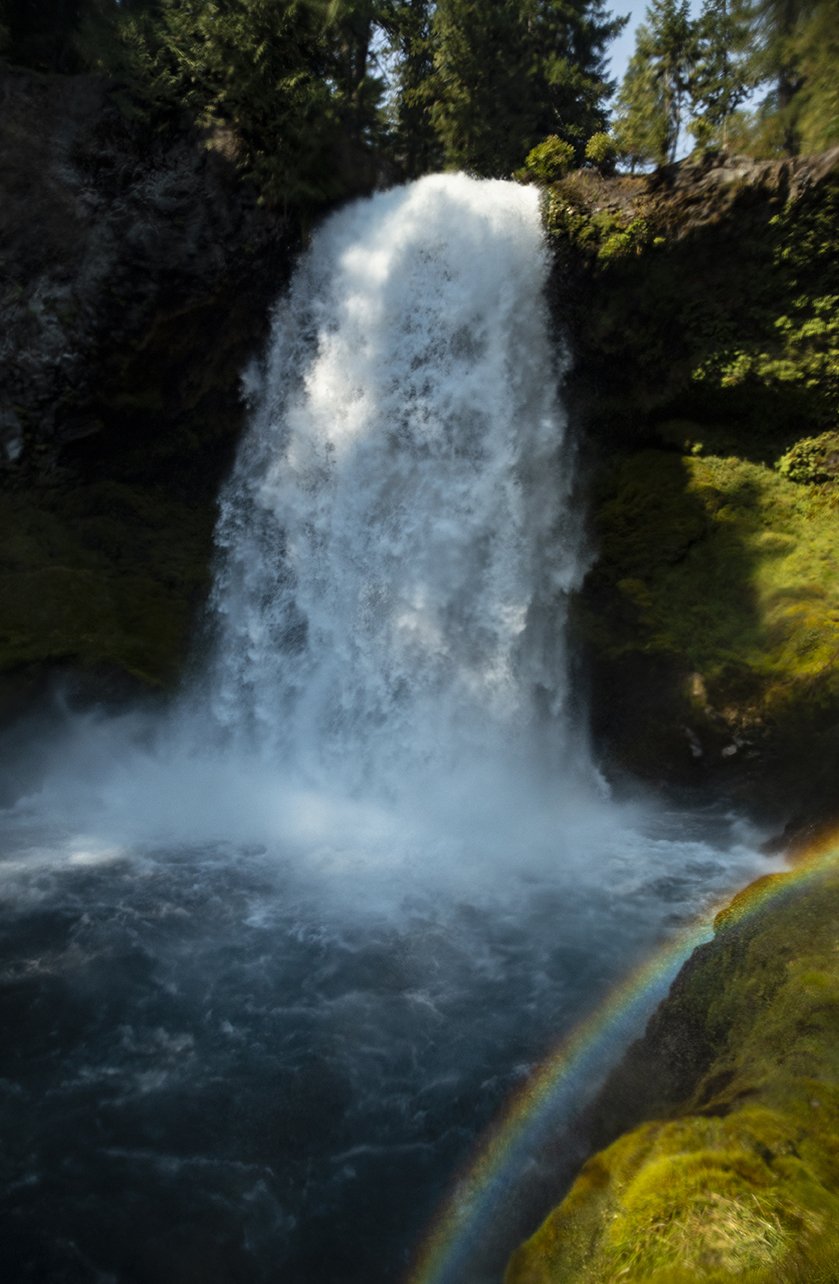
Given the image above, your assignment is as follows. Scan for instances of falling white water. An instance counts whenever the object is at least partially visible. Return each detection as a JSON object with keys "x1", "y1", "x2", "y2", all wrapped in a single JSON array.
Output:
[{"x1": 204, "y1": 175, "x2": 584, "y2": 792}]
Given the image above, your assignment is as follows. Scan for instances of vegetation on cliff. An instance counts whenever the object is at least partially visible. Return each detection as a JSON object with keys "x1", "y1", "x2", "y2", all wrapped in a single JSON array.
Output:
[
  {"x1": 0, "y1": 65, "x2": 295, "y2": 708},
  {"x1": 506, "y1": 844, "x2": 839, "y2": 1282},
  {"x1": 542, "y1": 150, "x2": 839, "y2": 826}
]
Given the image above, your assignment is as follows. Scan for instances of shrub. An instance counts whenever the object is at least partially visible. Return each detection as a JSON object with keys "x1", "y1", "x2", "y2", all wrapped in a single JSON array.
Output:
[
  {"x1": 519, "y1": 135, "x2": 575, "y2": 185},
  {"x1": 585, "y1": 131, "x2": 617, "y2": 174},
  {"x1": 776, "y1": 431, "x2": 839, "y2": 484}
]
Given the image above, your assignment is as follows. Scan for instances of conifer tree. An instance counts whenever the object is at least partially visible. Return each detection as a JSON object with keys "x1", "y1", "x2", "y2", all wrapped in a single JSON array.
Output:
[
  {"x1": 690, "y1": 0, "x2": 751, "y2": 148},
  {"x1": 612, "y1": 0, "x2": 694, "y2": 167},
  {"x1": 431, "y1": 0, "x2": 536, "y2": 177},
  {"x1": 431, "y1": 0, "x2": 624, "y2": 176},
  {"x1": 524, "y1": 0, "x2": 627, "y2": 156},
  {"x1": 743, "y1": 0, "x2": 837, "y2": 155},
  {"x1": 789, "y1": 0, "x2": 839, "y2": 153},
  {"x1": 382, "y1": 0, "x2": 444, "y2": 177},
  {"x1": 747, "y1": 0, "x2": 807, "y2": 153}
]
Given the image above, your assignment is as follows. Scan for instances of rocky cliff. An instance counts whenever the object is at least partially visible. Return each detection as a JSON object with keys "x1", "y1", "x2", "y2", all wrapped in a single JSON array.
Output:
[
  {"x1": 0, "y1": 67, "x2": 296, "y2": 713},
  {"x1": 549, "y1": 148, "x2": 839, "y2": 834}
]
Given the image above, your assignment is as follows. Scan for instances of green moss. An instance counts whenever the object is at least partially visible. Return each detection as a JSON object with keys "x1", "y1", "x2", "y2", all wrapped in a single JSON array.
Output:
[
  {"x1": 550, "y1": 165, "x2": 839, "y2": 450},
  {"x1": 577, "y1": 434, "x2": 839, "y2": 810},
  {"x1": 0, "y1": 484, "x2": 213, "y2": 687},
  {"x1": 585, "y1": 447, "x2": 839, "y2": 703},
  {"x1": 545, "y1": 177, "x2": 654, "y2": 262},
  {"x1": 506, "y1": 855, "x2": 839, "y2": 1283}
]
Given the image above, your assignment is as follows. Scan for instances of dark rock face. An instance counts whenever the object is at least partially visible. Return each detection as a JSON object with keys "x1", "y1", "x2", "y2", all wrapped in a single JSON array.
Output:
[
  {"x1": 0, "y1": 67, "x2": 298, "y2": 702},
  {"x1": 549, "y1": 149, "x2": 839, "y2": 832},
  {"x1": 1, "y1": 68, "x2": 294, "y2": 481}
]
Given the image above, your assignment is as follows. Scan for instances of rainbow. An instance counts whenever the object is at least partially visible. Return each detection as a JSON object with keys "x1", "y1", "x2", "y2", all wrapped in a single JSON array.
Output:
[{"x1": 408, "y1": 830, "x2": 838, "y2": 1284}]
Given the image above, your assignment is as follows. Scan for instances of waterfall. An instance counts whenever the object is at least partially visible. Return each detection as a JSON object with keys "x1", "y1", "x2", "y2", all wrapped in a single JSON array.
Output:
[{"x1": 204, "y1": 175, "x2": 584, "y2": 792}]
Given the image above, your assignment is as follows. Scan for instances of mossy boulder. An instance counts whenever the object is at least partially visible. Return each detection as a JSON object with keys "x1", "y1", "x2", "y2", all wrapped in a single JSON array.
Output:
[{"x1": 506, "y1": 848, "x2": 839, "y2": 1283}]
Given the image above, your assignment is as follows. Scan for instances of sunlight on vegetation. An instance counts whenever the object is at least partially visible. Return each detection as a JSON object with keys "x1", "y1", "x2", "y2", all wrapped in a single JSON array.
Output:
[{"x1": 507, "y1": 856, "x2": 839, "y2": 1283}]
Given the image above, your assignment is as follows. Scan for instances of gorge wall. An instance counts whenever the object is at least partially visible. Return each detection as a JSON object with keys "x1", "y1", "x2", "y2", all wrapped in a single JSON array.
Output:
[
  {"x1": 0, "y1": 66, "x2": 298, "y2": 717},
  {"x1": 548, "y1": 148, "x2": 839, "y2": 835}
]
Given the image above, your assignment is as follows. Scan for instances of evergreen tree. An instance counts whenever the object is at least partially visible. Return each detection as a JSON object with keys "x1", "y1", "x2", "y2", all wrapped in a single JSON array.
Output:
[
  {"x1": 612, "y1": 0, "x2": 694, "y2": 167},
  {"x1": 790, "y1": 0, "x2": 839, "y2": 153},
  {"x1": 326, "y1": 0, "x2": 388, "y2": 155},
  {"x1": 525, "y1": 0, "x2": 627, "y2": 156},
  {"x1": 743, "y1": 0, "x2": 837, "y2": 155},
  {"x1": 431, "y1": 0, "x2": 624, "y2": 176},
  {"x1": 690, "y1": 0, "x2": 751, "y2": 148},
  {"x1": 747, "y1": 0, "x2": 808, "y2": 153},
  {"x1": 381, "y1": 0, "x2": 443, "y2": 178},
  {"x1": 613, "y1": 41, "x2": 669, "y2": 168},
  {"x1": 431, "y1": 0, "x2": 535, "y2": 177},
  {"x1": 83, "y1": 0, "x2": 355, "y2": 204}
]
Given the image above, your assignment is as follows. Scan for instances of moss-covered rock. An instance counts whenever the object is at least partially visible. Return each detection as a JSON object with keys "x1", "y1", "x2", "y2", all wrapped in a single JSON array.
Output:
[
  {"x1": 549, "y1": 148, "x2": 839, "y2": 828},
  {"x1": 506, "y1": 847, "x2": 839, "y2": 1283},
  {"x1": 577, "y1": 444, "x2": 839, "y2": 816}
]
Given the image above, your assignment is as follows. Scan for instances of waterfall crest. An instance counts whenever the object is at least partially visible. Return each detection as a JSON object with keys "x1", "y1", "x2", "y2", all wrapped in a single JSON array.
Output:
[{"x1": 205, "y1": 175, "x2": 584, "y2": 790}]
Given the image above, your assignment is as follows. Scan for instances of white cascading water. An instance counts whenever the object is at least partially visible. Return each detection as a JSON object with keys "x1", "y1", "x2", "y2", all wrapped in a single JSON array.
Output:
[{"x1": 203, "y1": 175, "x2": 584, "y2": 792}]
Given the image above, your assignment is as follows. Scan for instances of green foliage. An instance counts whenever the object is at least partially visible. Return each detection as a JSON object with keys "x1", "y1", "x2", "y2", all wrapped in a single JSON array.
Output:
[
  {"x1": 691, "y1": 186, "x2": 839, "y2": 421},
  {"x1": 589, "y1": 448, "x2": 839, "y2": 705},
  {"x1": 584, "y1": 130, "x2": 617, "y2": 173},
  {"x1": 429, "y1": 0, "x2": 535, "y2": 177},
  {"x1": 689, "y1": 0, "x2": 752, "y2": 150},
  {"x1": 777, "y1": 432, "x2": 839, "y2": 485},
  {"x1": 791, "y1": 1, "x2": 839, "y2": 154},
  {"x1": 544, "y1": 176, "x2": 655, "y2": 261},
  {"x1": 611, "y1": 0, "x2": 837, "y2": 166},
  {"x1": 700, "y1": 0, "x2": 839, "y2": 159},
  {"x1": 525, "y1": 0, "x2": 627, "y2": 158},
  {"x1": 508, "y1": 855, "x2": 839, "y2": 1283},
  {"x1": 382, "y1": 0, "x2": 443, "y2": 179},
  {"x1": 80, "y1": 0, "x2": 379, "y2": 207},
  {"x1": 430, "y1": 0, "x2": 625, "y2": 177},
  {"x1": 518, "y1": 135, "x2": 575, "y2": 184},
  {"x1": 612, "y1": 0, "x2": 694, "y2": 168}
]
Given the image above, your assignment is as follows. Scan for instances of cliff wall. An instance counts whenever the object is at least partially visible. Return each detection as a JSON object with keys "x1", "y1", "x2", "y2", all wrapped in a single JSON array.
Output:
[
  {"x1": 550, "y1": 149, "x2": 839, "y2": 833},
  {"x1": 0, "y1": 67, "x2": 296, "y2": 711}
]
